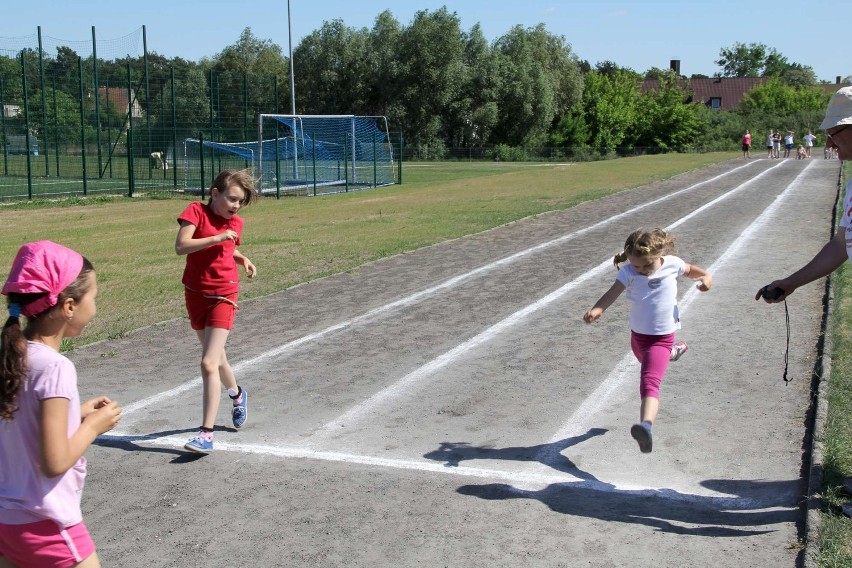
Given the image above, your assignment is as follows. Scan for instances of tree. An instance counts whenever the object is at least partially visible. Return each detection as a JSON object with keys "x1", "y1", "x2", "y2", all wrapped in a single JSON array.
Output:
[
  {"x1": 293, "y1": 19, "x2": 370, "y2": 115},
  {"x1": 715, "y1": 42, "x2": 767, "y2": 77},
  {"x1": 454, "y1": 23, "x2": 501, "y2": 147},
  {"x1": 716, "y1": 42, "x2": 817, "y2": 86},
  {"x1": 491, "y1": 24, "x2": 583, "y2": 147},
  {"x1": 394, "y1": 7, "x2": 467, "y2": 150},
  {"x1": 739, "y1": 77, "x2": 827, "y2": 116},
  {"x1": 212, "y1": 27, "x2": 289, "y2": 137},
  {"x1": 580, "y1": 69, "x2": 640, "y2": 152},
  {"x1": 634, "y1": 75, "x2": 703, "y2": 149}
]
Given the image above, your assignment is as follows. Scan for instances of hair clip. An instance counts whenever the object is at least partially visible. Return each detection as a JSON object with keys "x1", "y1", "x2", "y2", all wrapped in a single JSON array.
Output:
[{"x1": 8, "y1": 303, "x2": 21, "y2": 318}]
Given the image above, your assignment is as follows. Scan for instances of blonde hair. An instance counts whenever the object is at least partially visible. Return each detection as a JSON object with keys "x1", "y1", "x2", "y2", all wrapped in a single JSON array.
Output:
[
  {"x1": 613, "y1": 228, "x2": 675, "y2": 269},
  {"x1": 209, "y1": 169, "x2": 258, "y2": 207}
]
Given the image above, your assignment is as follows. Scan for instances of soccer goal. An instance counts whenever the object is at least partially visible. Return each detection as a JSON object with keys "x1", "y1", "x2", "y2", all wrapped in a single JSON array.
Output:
[
  {"x1": 182, "y1": 138, "x2": 255, "y2": 194},
  {"x1": 256, "y1": 114, "x2": 395, "y2": 196}
]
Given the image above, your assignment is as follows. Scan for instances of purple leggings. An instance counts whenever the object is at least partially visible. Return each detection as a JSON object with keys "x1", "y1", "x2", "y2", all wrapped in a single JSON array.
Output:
[{"x1": 630, "y1": 331, "x2": 675, "y2": 399}]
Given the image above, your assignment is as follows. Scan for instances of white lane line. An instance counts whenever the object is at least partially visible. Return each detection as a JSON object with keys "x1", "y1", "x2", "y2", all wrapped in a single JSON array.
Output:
[
  {"x1": 305, "y1": 161, "x2": 791, "y2": 442},
  {"x1": 97, "y1": 433, "x2": 788, "y2": 510},
  {"x1": 115, "y1": 160, "x2": 764, "y2": 423},
  {"x1": 539, "y1": 159, "x2": 817, "y2": 453}
]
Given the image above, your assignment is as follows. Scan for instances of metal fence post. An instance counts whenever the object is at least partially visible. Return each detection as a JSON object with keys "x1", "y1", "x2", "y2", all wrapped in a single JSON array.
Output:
[
  {"x1": 78, "y1": 58, "x2": 87, "y2": 196},
  {"x1": 126, "y1": 63, "x2": 134, "y2": 197},
  {"x1": 21, "y1": 52, "x2": 33, "y2": 199}
]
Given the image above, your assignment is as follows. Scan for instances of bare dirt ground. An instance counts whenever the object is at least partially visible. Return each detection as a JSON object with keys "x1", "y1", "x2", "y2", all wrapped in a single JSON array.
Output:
[{"x1": 72, "y1": 156, "x2": 841, "y2": 567}]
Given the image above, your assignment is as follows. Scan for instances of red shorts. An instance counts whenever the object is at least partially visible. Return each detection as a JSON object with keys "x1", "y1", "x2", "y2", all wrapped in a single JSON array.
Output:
[
  {"x1": 185, "y1": 289, "x2": 239, "y2": 330},
  {"x1": 0, "y1": 520, "x2": 95, "y2": 568}
]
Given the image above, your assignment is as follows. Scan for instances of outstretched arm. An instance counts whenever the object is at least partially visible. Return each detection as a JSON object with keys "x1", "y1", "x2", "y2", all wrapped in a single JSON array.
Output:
[
  {"x1": 584, "y1": 280, "x2": 626, "y2": 323},
  {"x1": 684, "y1": 263, "x2": 712, "y2": 292},
  {"x1": 756, "y1": 229, "x2": 847, "y2": 302}
]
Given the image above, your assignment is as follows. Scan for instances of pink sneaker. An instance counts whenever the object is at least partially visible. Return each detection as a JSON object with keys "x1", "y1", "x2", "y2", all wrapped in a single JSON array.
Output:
[{"x1": 670, "y1": 341, "x2": 688, "y2": 362}]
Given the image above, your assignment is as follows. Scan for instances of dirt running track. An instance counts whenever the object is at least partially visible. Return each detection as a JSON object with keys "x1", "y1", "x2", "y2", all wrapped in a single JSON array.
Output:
[{"x1": 71, "y1": 157, "x2": 841, "y2": 567}]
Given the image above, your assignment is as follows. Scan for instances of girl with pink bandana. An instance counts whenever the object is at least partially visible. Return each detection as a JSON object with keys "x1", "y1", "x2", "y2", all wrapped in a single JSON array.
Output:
[{"x1": 0, "y1": 241, "x2": 121, "y2": 568}]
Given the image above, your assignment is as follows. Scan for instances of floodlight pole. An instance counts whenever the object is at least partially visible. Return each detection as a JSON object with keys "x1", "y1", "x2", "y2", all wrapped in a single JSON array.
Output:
[
  {"x1": 288, "y1": 0, "x2": 298, "y2": 180},
  {"x1": 288, "y1": 0, "x2": 296, "y2": 115}
]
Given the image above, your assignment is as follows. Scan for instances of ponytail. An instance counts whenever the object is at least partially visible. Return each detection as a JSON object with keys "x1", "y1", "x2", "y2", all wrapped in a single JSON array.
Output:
[{"x1": 0, "y1": 299, "x2": 28, "y2": 420}]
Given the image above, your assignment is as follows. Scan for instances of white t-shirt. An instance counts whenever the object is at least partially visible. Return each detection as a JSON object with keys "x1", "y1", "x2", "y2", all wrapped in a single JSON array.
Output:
[
  {"x1": 616, "y1": 255, "x2": 687, "y2": 335},
  {"x1": 840, "y1": 179, "x2": 852, "y2": 262},
  {"x1": 803, "y1": 133, "x2": 816, "y2": 147},
  {"x1": 0, "y1": 342, "x2": 86, "y2": 528}
]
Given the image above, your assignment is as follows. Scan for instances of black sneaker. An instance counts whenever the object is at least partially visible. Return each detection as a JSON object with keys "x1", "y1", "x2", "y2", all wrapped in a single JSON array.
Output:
[{"x1": 630, "y1": 424, "x2": 653, "y2": 453}]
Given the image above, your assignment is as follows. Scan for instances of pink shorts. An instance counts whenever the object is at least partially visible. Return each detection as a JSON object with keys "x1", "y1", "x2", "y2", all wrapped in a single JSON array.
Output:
[
  {"x1": 185, "y1": 289, "x2": 238, "y2": 331},
  {"x1": 0, "y1": 520, "x2": 95, "y2": 568}
]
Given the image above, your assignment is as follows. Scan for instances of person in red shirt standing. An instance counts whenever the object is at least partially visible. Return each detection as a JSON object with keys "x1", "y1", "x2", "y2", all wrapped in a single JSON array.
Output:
[
  {"x1": 175, "y1": 169, "x2": 258, "y2": 453},
  {"x1": 742, "y1": 130, "x2": 752, "y2": 158}
]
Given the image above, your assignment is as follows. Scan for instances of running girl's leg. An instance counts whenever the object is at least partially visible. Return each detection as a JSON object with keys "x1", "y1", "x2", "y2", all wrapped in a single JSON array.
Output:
[
  {"x1": 196, "y1": 327, "x2": 235, "y2": 429},
  {"x1": 630, "y1": 332, "x2": 675, "y2": 425}
]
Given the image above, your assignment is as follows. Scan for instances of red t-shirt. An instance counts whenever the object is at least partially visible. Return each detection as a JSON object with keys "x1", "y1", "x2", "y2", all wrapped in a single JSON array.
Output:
[{"x1": 177, "y1": 201, "x2": 244, "y2": 295}]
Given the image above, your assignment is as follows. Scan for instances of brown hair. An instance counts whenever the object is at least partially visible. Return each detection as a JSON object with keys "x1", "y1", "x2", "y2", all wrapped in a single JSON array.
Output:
[
  {"x1": 613, "y1": 228, "x2": 676, "y2": 269},
  {"x1": 208, "y1": 169, "x2": 258, "y2": 207},
  {"x1": 0, "y1": 257, "x2": 94, "y2": 420}
]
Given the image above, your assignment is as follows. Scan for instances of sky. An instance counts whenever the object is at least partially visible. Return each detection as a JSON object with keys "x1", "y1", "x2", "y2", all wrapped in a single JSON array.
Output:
[{"x1": 1, "y1": 0, "x2": 848, "y2": 84}]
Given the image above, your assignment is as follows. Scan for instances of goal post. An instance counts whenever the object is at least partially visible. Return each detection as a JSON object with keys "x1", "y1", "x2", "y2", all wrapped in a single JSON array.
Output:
[{"x1": 256, "y1": 114, "x2": 395, "y2": 196}]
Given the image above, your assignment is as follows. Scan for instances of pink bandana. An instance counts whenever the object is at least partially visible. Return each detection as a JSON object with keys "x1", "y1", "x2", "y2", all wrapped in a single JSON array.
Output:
[{"x1": 2, "y1": 241, "x2": 84, "y2": 317}]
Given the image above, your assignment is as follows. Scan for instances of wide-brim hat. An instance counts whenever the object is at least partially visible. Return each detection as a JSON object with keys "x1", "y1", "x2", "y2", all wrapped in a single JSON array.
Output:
[{"x1": 820, "y1": 86, "x2": 852, "y2": 130}]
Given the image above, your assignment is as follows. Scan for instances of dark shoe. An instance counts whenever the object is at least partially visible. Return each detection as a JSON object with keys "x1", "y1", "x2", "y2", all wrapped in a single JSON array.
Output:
[{"x1": 631, "y1": 424, "x2": 653, "y2": 453}]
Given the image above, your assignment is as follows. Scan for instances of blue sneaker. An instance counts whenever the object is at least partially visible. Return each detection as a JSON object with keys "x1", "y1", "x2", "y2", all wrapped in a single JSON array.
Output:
[
  {"x1": 630, "y1": 423, "x2": 653, "y2": 453},
  {"x1": 184, "y1": 432, "x2": 213, "y2": 453},
  {"x1": 232, "y1": 388, "x2": 247, "y2": 429}
]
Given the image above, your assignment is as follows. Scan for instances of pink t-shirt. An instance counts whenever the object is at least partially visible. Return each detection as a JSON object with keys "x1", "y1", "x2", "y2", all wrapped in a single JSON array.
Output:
[
  {"x1": 0, "y1": 342, "x2": 86, "y2": 528},
  {"x1": 178, "y1": 201, "x2": 244, "y2": 295}
]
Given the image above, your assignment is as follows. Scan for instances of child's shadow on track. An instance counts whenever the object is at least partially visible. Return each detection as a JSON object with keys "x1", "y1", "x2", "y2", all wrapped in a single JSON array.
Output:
[
  {"x1": 423, "y1": 428, "x2": 607, "y2": 481},
  {"x1": 94, "y1": 426, "x2": 237, "y2": 463},
  {"x1": 457, "y1": 478, "x2": 800, "y2": 537}
]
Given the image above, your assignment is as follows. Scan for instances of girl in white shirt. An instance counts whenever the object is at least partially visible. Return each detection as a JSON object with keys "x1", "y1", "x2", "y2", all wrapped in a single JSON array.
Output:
[{"x1": 584, "y1": 229, "x2": 712, "y2": 453}]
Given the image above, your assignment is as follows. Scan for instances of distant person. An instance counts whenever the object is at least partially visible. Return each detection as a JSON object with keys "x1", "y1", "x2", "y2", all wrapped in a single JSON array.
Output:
[
  {"x1": 150, "y1": 151, "x2": 167, "y2": 170},
  {"x1": 0, "y1": 241, "x2": 122, "y2": 568},
  {"x1": 767, "y1": 129, "x2": 776, "y2": 158},
  {"x1": 742, "y1": 130, "x2": 752, "y2": 158},
  {"x1": 803, "y1": 130, "x2": 817, "y2": 158},
  {"x1": 783, "y1": 130, "x2": 795, "y2": 158},
  {"x1": 583, "y1": 229, "x2": 712, "y2": 453},
  {"x1": 176, "y1": 169, "x2": 258, "y2": 453},
  {"x1": 796, "y1": 144, "x2": 807, "y2": 159},
  {"x1": 773, "y1": 130, "x2": 782, "y2": 158}
]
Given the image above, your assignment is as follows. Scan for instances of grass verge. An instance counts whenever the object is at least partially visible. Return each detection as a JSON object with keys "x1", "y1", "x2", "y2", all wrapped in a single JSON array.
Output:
[{"x1": 818, "y1": 160, "x2": 852, "y2": 567}]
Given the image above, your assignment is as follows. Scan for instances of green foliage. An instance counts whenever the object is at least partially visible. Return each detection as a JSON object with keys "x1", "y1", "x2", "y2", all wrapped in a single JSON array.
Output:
[
  {"x1": 739, "y1": 77, "x2": 829, "y2": 116},
  {"x1": 581, "y1": 70, "x2": 639, "y2": 152},
  {"x1": 715, "y1": 42, "x2": 818, "y2": 86},
  {"x1": 634, "y1": 75, "x2": 703, "y2": 149},
  {"x1": 491, "y1": 24, "x2": 583, "y2": 147},
  {"x1": 488, "y1": 144, "x2": 529, "y2": 162}
]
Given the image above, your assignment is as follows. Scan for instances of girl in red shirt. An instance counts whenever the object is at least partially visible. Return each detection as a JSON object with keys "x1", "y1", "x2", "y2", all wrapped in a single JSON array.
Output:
[{"x1": 176, "y1": 169, "x2": 258, "y2": 453}]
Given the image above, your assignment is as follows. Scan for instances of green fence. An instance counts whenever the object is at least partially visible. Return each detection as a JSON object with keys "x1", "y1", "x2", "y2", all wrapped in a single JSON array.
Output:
[{"x1": 1, "y1": 26, "x2": 399, "y2": 200}]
